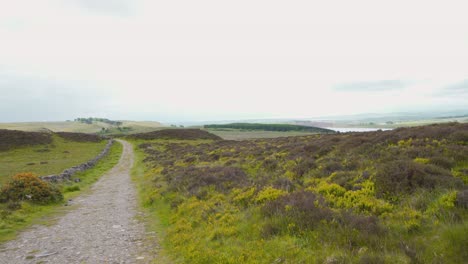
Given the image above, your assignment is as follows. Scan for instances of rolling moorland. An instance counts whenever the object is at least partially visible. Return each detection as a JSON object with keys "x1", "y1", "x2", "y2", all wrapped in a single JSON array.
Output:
[
  {"x1": 0, "y1": 123, "x2": 467, "y2": 263},
  {"x1": 129, "y1": 123, "x2": 468, "y2": 263}
]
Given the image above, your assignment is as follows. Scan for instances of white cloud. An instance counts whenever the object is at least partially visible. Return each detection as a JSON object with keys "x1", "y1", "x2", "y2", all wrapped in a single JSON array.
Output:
[{"x1": 0, "y1": 0, "x2": 467, "y2": 122}]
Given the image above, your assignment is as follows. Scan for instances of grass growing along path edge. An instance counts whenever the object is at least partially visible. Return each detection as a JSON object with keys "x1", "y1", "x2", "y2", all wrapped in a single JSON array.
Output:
[
  {"x1": 0, "y1": 140, "x2": 123, "y2": 243},
  {"x1": 129, "y1": 139, "x2": 173, "y2": 264}
]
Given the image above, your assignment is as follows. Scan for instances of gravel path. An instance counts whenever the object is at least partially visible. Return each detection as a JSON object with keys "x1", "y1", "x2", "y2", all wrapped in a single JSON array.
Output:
[{"x1": 0, "y1": 140, "x2": 155, "y2": 264}]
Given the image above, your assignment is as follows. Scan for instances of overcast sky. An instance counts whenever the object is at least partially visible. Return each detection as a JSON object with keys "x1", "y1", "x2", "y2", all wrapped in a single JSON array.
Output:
[{"x1": 1, "y1": 0, "x2": 467, "y2": 122}]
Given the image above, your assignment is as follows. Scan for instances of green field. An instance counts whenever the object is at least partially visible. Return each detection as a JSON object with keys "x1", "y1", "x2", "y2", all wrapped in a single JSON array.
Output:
[
  {"x1": 0, "y1": 135, "x2": 107, "y2": 185},
  {"x1": 206, "y1": 128, "x2": 320, "y2": 140},
  {"x1": 204, "y1": 123, "x2": 334, "y2": 133},
  {"x1": 132, "y1": 124, "x2": 468, "y2": 263}
]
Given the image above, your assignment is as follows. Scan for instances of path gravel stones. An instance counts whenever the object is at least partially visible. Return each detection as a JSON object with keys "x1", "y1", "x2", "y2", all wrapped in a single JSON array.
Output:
[{"x1": 0, "y1": 140, "x2": 155, "y2": 264}]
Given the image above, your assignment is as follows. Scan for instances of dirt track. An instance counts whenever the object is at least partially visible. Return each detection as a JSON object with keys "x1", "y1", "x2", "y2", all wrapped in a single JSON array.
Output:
[{"x1": 0, "y1": 140, "x2": 155, "y2": 264}]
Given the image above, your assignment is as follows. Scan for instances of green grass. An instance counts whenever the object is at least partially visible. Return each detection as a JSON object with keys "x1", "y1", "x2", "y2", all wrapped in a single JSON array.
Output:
[
  {"x1": 131, "y1": 123, "x2": 468, "y2": 263},
  {"x1": 0, "y1": 135, "x2": 107, "y2": 185},
  {"x1": 204, "y1": 123, "x2": 334, "y2": 133},
  {"x1": 205, "y1": 129, "x2": 318, "y2": 140},
  {"x1": 0, "y1": 141, "x2": 123, "y2": 243},
  {"x1": 61, "y1": 141, "x2": 123, "y2": 196},
  {"x1": 130, "y1": 140, "x2": 173, "y2": 263}
]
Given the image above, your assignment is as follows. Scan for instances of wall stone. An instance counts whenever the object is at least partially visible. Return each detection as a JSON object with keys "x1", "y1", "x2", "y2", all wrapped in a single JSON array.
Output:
[{"x1": 41, "y1": 139, "x2": 114, "y2": 182}]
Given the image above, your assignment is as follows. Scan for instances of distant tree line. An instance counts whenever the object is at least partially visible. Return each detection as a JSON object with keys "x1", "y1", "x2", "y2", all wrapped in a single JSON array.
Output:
[
  {"x1": 75, "y1": 117, "x2": 122, "y2": 126},
  {"x1": 204, "y1": 123, "x2": 334, "y2": 133}
]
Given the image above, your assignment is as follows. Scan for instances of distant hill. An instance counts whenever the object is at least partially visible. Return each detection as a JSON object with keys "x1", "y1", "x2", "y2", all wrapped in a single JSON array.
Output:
[
  {"x1": 0, "y1": 120, "x2": 164, "y2": 134},
  {"x1": 128, "y1": 129, "x2": 222, "y2": 141},
  {"x1": 0, "y1": 130, "x2": 104, "y2": 151},
  {"x1": 204, "y1": 123, "x2": 334, "y2": 133},
  {"x1": 0, "y1": 129, "x2": 52, "y2": 151}
]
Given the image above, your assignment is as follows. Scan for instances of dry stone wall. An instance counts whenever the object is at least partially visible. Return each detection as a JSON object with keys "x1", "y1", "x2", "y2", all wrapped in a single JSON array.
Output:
[{"x1": 41, "y1": 139, "x2": 114, "y2": 182}]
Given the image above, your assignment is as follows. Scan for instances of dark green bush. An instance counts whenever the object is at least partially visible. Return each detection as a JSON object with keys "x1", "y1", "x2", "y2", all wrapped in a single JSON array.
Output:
[
  {"x1": 375, "y1": 160, "x2": 461, "y2": 197},
  {"x1": 456, "y1": 189, "x2": 468, "y2": 208},
  {"x1": 262, "y1": 190, "x2": 333, "y2": 231},
  {"x1": 164, "y1": 166, "x2": 249, "y2": 196},
  {"x1": 0, "y1": 129, "x2": 52, "y2": 151},
  {"x1": 128, "y1": 129, "x2": 222, "y2": 140},
  {"x1": 429, "y1": 156, "x2": 456, "y2": 170},
  {"x1": 56, "y1": 132, "x2": 103, "y2": 142},
  {"x1": 292, "y1": 158, "x2": 316, "y2": 177},
  {"x1": 0, "y1": 173, "x2": 63, "y2": 204},
  {"x1": 272, "y1": 178, "x2": 295, "y2": 192}
]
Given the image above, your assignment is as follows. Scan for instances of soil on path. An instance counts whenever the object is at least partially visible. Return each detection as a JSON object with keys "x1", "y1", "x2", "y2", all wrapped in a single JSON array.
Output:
[{"x1": 0, "y1": 140, "x2": 155, "y2": 264}]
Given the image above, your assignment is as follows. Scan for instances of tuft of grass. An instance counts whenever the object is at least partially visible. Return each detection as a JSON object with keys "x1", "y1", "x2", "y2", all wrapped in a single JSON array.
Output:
[{"x1": 130, "y1": 141, "x2": 173, "y2": 263}]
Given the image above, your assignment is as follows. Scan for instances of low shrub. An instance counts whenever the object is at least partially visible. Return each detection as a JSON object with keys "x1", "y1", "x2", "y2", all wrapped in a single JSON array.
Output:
[
  {"x1": 262, "y1": 190, "x2": 333, "y2": 231},
  {"x1": 450, "y1": 130, "x2": 468, "y2": 143},
  {"x1": 455, "y1": 189, "x2": 468, "y2": 208},
  {"x1": 0, "y1": 129, "x2": 52, "y2": 151},
  {"x1": 429, "y1": 156, "x2": 456, "y2": 169},
  {"x1": 330, "y1": 171, "x2": 355, "y2": 190},
  {"x1": 375, "y1": 160, "x2": 461, "y2": 197},
  {"x1": 262, "y1": 158, "x2": 279, "y2": 171},
  {"x1": 164, "y1": 166, "x2": 249, "y2": 196},
  {"x1": 255, "y1": 187, "x2": 286, "y2": 204},
  {"x1": 0, "y1": 173, "x2": 63, "y2": 204},
  {"x1": 321, "y1": 159, "x2": 343, "y2": 176},
  {"x1": 339, "y1": 210, "x2": 382, "y2": 235},
  {"x1": 272, "y1": 178, "x2": 295, "y2": 192},
  {"x1": 128, "y1": 129, "x2": 222, "y2": 140},
  {"x1": 55, "y1": 132, "x2": 103, "y2": 142},
  {"x1": 292, "y1": 158, "x2": 316, "y2": 177}
]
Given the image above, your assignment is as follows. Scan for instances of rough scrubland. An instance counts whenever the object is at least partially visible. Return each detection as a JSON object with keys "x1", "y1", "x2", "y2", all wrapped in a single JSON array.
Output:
[
  {"x1": 132, "y1": 123, "x2": 468, "y2": 263},
  {"x1": 128, "y1": 128, "x2": 222, "y2": 141}
]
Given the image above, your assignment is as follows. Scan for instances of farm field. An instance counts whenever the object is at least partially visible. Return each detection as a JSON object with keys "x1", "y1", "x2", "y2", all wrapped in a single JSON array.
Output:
[
  {"x1": 206, "y1": 128, "x2": 321, "y2": 140},
  {"x1": 131, "y1": 124, "x2": 468, "y2": 263},
  {"x1": 203, "y1": 123, "x2": 334, "y2": 140},
  {"x1": 204, "y1": 123, "x2": 334, "y2": 133}
]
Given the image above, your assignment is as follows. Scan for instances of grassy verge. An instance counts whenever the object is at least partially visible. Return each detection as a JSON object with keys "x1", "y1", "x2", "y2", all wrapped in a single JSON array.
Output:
[
  {"x1": 129, "y1": 140, "x2": 173, "y2": 263},
  {"x1": 0, "y1": 141, "x2": 123, "y2": 243},
  {"x1": 0, "y1": 135, "x2": 107, "y2": 185}
]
